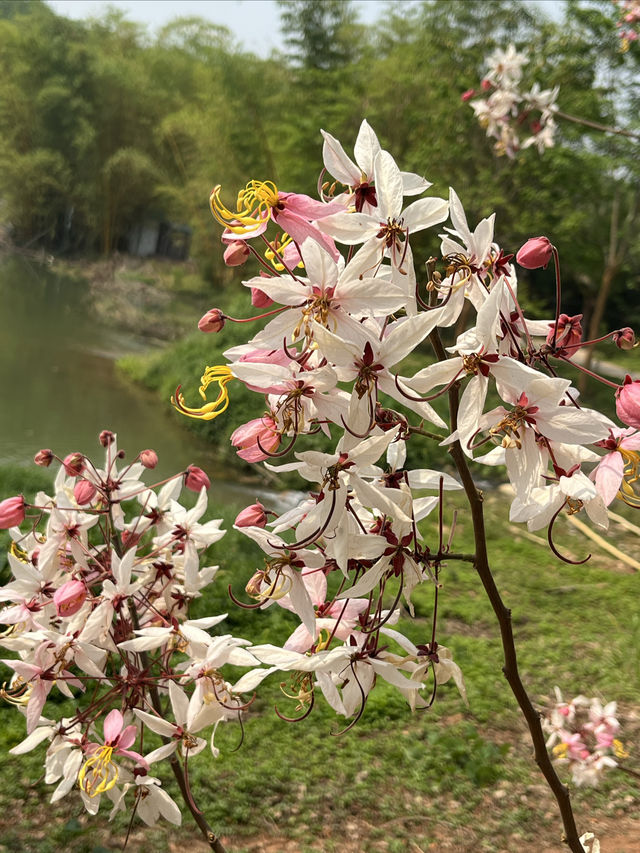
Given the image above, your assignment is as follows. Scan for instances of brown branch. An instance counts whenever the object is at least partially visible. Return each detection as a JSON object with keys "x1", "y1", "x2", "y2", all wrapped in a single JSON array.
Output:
[
  {"x1": 169, "y1": 755, "x2": 229, "y2": 853},
  {"x1": 428, "y1": 325, "x2": 585, "y2": 853},
  {"x1": 553, "y1": 109, "x2": 640, "y2": 141}
]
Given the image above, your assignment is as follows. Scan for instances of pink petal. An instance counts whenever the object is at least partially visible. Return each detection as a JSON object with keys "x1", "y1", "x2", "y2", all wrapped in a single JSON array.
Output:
[
  {"x1": 594, "y1": 452, "x2": 624, "y2": 506},
  {"x1": 274, "y1": 209, "x2": 339, "y2": 261},
  {"x1": 116, "y1": 724, "x2": 138, "y2": 751},
  {"x1": 103, "y1": 708, "x2": 124, "y2": 744}
]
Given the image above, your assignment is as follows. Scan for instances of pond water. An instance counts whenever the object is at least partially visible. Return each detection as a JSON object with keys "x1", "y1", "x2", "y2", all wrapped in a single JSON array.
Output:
[{"x1": 0, "y1": 255, "x2": 258, "y2": 508}]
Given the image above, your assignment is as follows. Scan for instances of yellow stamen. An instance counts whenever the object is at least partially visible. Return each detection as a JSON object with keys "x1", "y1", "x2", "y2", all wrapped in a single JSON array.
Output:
[
  {"x1": 9, "y1": 541, "x2": 29, "y2": 562},
  {"x1": 172, "y1": 366, "x2": 234, "y2": 421},
  {"x1": 0, "y1": 675, "x2": 32, "y2": 706},
  {"x1": 613, "y1": 739, "x2": 629, "y2": 759},
  {"x1": 617, "y1": 449, "x2": 640, "y2": 508},
  {"x1": 78, "y1": 745, "x2": 119, "y2": 797},
  {"x1": 314, "y1": 628, "x2": 331, "y2": 652},
  {"x1": 264, "y1": 232, "x2": 304, "y2": 272},
  {"x1": 552, "y1": 743, "x2": 568, "y2": 759},
  {"x1": 210, "y1": 180, "x2": 279, "y2": 235}
]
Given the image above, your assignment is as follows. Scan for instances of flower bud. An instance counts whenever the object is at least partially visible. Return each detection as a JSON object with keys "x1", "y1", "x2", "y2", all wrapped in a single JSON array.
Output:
[
  {"x1": 34, "y1": 448, "x2": 53, "y2": 467},
  {"x1": 223, "y1": 239, "x2": 250, "y2": 267},
  {"x1": 0, "y1": 495, "x2": 25, "y2": 528},
  {"x1": 185, "y1": 464, "x2": 210, "y2": 492},
  {"x1": 99, "y1": 430, "x2": 116, "y2": 447},
  {"x1": 53, "y1": 579, "x2": 87, "y2": 618},
  {"x1": 516, "y1": 236, "x2": 554, "y2": 270},
  {"x1": 616, "y1": 375, "x2": 640, "y2": 429},
  {"x1": 73, "y1": 479, "x2": 97, "y2": 505},
  {"x1": 198, "y1": 309, "x2": 226, "y2": 333},
  {"x1": 613, "y1": 327, "x2": 635, "y2": 350},
  {"x1": 139, "y1": 449, "x2": 158, "y2": 469},
  {"x1": 461, "y1": 88, "x2": 476, "y2": 102},
  {"x1": 231, "y1": 417, "x2": 281, "y2": 462},
  {"x1": 63, "y1": 452, "x2": 85, "y2": 477},
  {"x1": 235, "y1": 501, "x2": 267, "y2": 528},
  {"x1": 251, "y1": 287, "x2": 273, "y2": 308}
]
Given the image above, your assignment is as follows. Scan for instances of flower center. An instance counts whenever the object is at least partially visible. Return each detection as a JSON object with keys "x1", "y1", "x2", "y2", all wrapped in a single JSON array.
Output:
[
  {"x1": 79, "y1": 745, "x2": 118, "y2": 797},
  {"x1": 210, "y1": 180, "x2": 279, "y2": 234}
]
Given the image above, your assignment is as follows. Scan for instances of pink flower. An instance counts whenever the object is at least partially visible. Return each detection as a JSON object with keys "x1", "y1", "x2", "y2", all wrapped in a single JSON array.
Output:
[
  {"x1": 33, "y1": 448, "x2": 53, "y2": 467},
  {"x1": 235, "y1": 501, "x2": 267, "y2": 528},
  {"x1": 461, "y1": 88, "x2": 476, "y2": 102},
  {"x1": 231, "y1": 417, "x2": 280, "y2": 462},
  {"x1": 516, "y1": 236, "x2": 554, "y2": 269},
  {"x1": 616, "y1": 374, "x2": 640, "y2": 428},
  {"x1": 0, "y1": 495, "x2": 25, "y2": 528},
  {"x1": 74, "y1": 479, "x2": 97, "y2": 505},
  {"x1": 198, "y1": 308, "x2": 225, "y2": 333},
  {"x1": 139, "y1": 449, "x2": 158, "y2": 469},
  {"x1": 63, "y1": 452, "x2": 85, "y2": 477},
  {"x1": 53, "y1": 579, "x2": 87, "y2": 617},
  {"x1": 184, "y1": 465, "x2": 210, "y2": 491}
]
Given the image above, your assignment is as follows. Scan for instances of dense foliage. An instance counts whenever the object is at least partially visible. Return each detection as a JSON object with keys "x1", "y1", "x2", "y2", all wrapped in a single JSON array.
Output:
[{"x1": 0, "y1": 0, "x2": 638, "y2": 327}]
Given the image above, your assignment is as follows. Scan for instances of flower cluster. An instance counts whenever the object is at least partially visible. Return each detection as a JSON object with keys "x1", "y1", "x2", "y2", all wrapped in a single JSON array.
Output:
[
  {"x1": 0, "y1": 436, "x2": 257, "y2": 827},
  {"x1": 175, "y1": 119, "x2": 638, "y2": 728},
  {"x1": 463, "y1": 44, "x2": 559, "y2": 157},
  {"x1": 614, "y1": 0, "x2": 640, "y2": 50},
  {"x1": 544, "y1": 688, "x2": 628, "y2": 786}
]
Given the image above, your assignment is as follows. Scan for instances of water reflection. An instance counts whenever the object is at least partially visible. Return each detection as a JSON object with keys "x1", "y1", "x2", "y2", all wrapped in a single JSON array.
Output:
[{"x1": 0, "y1": 256, "x2": 254, "y2": 506}]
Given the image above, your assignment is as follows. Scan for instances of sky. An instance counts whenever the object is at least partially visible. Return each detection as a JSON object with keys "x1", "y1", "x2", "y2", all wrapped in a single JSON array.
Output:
[
  {"x1": 47, "y1": 0, "x2": 418, "y2": 55},
  {"x1": 47, "y1": 0, "x2": 562, "y2": 57}
]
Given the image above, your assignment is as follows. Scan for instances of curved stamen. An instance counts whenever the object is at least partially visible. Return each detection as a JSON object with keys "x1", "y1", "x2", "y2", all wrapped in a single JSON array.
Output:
[
  {"x1": 547, "y1": 501, "x2": 591, "y2": 565},
  {"x1": 331, "y1": 660, "x2": 367, "y2": 736},
  {"x1": 256, "y1": 431, "x2": 297, "y2": 458},
  {"x1": 274, "y1": 688, "x2": 315, "y2": 723},
  {"x1": 227, "y1": 584, "x2": 265, "y2": 610},
  {"x1": 393, "y1": 370, "x2": 462, "y2": 403}
]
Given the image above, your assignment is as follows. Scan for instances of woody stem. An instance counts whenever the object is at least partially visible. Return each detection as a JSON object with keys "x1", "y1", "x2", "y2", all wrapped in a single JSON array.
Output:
[{"x1": 428, "y1": 324, "x2": 584, "y2": 853}]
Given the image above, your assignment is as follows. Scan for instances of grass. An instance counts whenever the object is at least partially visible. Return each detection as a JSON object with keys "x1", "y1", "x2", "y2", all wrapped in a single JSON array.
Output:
[{"x1": 1, "y1": 483, "x2": 638, "y2": 853}]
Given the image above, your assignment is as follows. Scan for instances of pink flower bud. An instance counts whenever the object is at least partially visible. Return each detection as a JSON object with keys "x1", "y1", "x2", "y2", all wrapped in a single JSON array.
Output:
[
  {"x1": 231, "y1": 417, "x2": 281, "y2": 462},
  {"x1": 99, "y1": 430, "x2": 116, "y2": 447},
  {"x1": 461, "y1": 88, "x2": 476, "y2": 102},
  {"x1": 73, "y1": 479, "x2": 97, "y2": 505},
  {"x1": 251, "y1": 287, "x2": 273, "y2": 308},
  {"x1": 63, "y1": 452, "x2": 85, "y2": 477},
  {"x1": 223, "y1": 240, "x2": 250, "y2": 267},
  {"x1": 547, "y1": 313, "x2": 582, "y2": 355},
  {"x1": 235, "y1": 501, "x2": 267, "y2": 528},
  {"x1": 616, "y1": 375, "x2": 640, "y2": 429},
  {"x1": 34, "y1": 448, "x2": 53, "y2": 467},
  {"x1": 185, "y1": 464, "x2": 210, "y2": 492},
  {"x1": 481, "y1": 78, "x2": 492, "y2": 91},
  {"x1": 516, "y1": 236, "x2": 554, "y2": 270},
  {"x1": 139, "y1": 449, "x2": 158, "y2": 469},
  {"x1": 198, "y1": 309, "x2": 226, "y2": 333},
  {"x1": 613, "y1": 327, "x2": 635, "y2": 350},
  {"x1": 53, "y1": 579, "x2": 87, "y2": 618},
  {"x1": 0, "y1": 495, "x2": 25, "y2": 528}
]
